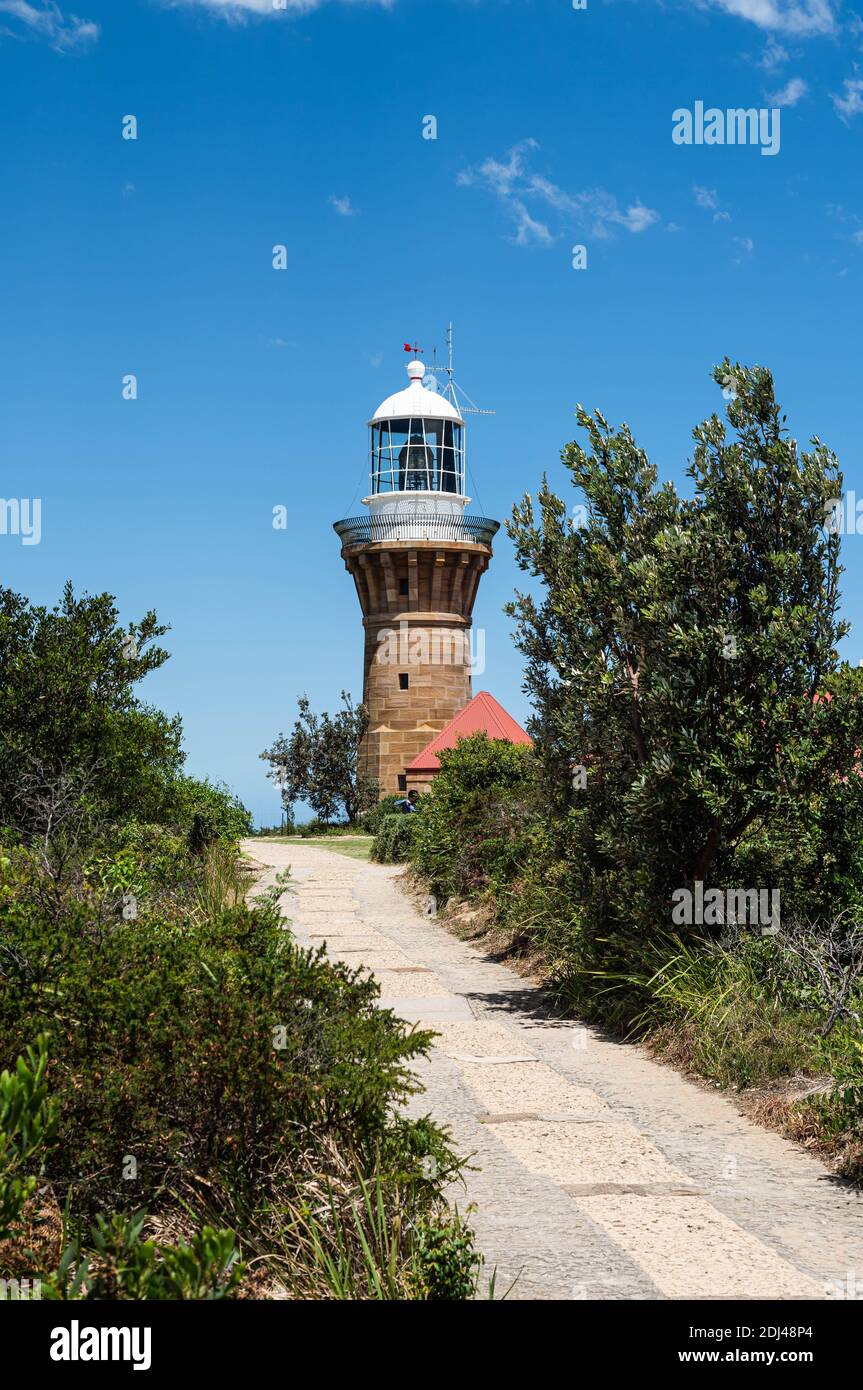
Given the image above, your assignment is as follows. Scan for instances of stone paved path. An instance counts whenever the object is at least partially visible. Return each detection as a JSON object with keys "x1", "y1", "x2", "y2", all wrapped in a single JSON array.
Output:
[{"x1": 245, "y1": 839, "x2": 863, "y2": 1301}]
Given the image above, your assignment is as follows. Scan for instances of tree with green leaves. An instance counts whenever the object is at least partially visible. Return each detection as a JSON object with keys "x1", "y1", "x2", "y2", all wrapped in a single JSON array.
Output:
[
  {"x1": 506, "y1": 361, "x2": 863, "y2": 950},
  {"x1": 261, "y1": 692, "x2": 377, "y2": 825},
  {"x1": 0, "y1": 582, "x2": 183, "y2": 835}
]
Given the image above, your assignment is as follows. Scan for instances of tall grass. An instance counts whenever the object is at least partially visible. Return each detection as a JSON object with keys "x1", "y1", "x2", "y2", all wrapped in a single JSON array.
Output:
[
  {"x1": 193, "y1": 841, "x2": 253, "y2": 917},
  {"x1": 271, "y1": 1171, "x2": 485, "y2": 1300},
  {"x1": 581, "y1": 930, "x2": 824, "y2": 1087}
]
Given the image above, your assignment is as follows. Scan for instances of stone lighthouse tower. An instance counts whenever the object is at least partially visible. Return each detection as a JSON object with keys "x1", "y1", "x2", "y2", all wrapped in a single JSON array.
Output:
[{"x1": 334, "y1": 350, "x2": 499, "y2": 796}]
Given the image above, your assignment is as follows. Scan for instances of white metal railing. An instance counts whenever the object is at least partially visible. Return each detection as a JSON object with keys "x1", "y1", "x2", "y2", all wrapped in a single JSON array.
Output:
[{"x1": 333, "y1": 514, "x2": 499, "y2": 546}]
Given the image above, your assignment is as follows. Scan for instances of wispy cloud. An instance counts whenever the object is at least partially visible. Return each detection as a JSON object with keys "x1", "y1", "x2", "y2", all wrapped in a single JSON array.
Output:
[
  {"x1": 768, "y1": 74, "x2": 808, "y2": 104},
  {"x1": 693, "y1": 184, "x2": 732, "y2": 222},
  {"x1": 0, "y1": 0, "x2": 98, "y2": 49},
  {"x1": 832, "y1": 75, "x2": 863, "y2": 121},
  {"x1": 693, "y1": 184, "x2": 720, "y2": 211},
  {"x1": 824, "y1": 201, "x2": 863, "y2": 246},
  {"x1": 693, "y1": 0, "x2": 837, "y2": 37},
  {"x1": 457, "y1": 140, "x2": 660, "y2": 246},
  {"x1": 329, "y1": 195, "x2": 358, "y2": 217},
  {"x1": 165, "y1": 0, "x2": 384, "y2": 16},
  {"x1": 758, "y1": 38, "x2": 790, "y2": 67}
]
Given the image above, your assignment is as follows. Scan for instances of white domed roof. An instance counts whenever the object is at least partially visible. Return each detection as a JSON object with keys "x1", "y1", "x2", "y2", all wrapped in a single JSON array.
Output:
[{"x1": 370, "y1": 360, "x2": 463, "y2": 424}]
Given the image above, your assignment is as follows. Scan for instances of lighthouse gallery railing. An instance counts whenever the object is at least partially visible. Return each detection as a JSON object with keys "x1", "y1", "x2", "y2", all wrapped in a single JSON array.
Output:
[{"x1": 333, "y1": 515, "x2": 500, "y2": 547}]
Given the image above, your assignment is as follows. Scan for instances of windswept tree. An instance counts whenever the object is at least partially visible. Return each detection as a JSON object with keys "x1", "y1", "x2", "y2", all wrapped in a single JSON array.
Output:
[
  {"x1": 261, "y1": 692, "x2": 377, "y2": 825},
  {"x1": 0, "y1": 582, "x2": 183, "y2": 835},
  {"x1": 506, "y1": 361, "x2": 863, "y2": 946}
]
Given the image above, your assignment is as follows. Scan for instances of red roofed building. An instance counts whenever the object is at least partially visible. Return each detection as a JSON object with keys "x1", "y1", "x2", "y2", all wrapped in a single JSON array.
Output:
[{"x1": 402, "y1": 690, "x2": 532, "y2": 793}]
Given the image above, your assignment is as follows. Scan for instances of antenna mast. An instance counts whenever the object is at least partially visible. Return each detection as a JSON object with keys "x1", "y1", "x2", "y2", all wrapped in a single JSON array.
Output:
[{"x1": 428, "y1": 323, "x2": 495, "y2": 416}]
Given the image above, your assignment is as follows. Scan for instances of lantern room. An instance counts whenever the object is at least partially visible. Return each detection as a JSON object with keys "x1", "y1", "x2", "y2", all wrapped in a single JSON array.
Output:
[{"x1": 367, "y1": 360, "x2": 466, "y2": 501}]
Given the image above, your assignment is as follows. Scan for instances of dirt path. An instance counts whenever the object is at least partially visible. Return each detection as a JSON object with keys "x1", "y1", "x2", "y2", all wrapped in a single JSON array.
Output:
[{"x1": 245, "y1": 839, "x2": 863, "y2": 1301}]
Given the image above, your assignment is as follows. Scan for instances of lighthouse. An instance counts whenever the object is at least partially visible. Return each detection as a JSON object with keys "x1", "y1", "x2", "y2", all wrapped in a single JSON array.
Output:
[{"x1": 334, "y1": 347, "x2": 499, "y2": 796}]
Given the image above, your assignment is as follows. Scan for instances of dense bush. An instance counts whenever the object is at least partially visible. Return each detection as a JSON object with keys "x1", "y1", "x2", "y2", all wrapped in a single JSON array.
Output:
[
  {"x1": 409, "y1": 735, "x2": 537, "y2": 901},
  {"x1": 506, "y1": 362, "x2": 861, "y2": 961},
  {"x1": 358, "y1": 795, "x2": 404, "y2": 837},
  {"x1": 0, "y1": 835, "x2": 478, "y2": 1295},
  {"x1": 169, "y1": 776, "x2": 253, "y2": 849},
  {"x1": 372, "y1": 813, "x2": 420, "y2": 864},
  {"x1": 0, "y1": 579, "x2": 481, "y2": 1299},
  {"x1": 0, "y1": 849, "x2": 452, "y2": 1219}
]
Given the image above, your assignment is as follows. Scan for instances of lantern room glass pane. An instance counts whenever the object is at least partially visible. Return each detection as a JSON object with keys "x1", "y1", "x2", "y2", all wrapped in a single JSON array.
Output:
[{"x1": 369, "y1": 418, "x2": 464, "y2": 495}]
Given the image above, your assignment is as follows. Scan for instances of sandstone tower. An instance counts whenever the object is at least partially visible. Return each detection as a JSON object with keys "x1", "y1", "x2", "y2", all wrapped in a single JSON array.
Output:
[{"x1": 334, "y1": 352, "x2": 499, "y2": 795}]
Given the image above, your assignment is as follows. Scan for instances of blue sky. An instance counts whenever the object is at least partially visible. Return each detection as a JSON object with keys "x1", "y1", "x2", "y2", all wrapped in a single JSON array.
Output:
[{"x1": 1, "y1": 0, "x2": 862, "y2": 825}]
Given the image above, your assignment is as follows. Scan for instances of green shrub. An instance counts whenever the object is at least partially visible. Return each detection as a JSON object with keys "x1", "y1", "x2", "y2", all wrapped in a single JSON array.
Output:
[
  {"x1": 412, "y1": 1208, "x2": 483, "y2": 1300},
  {"x1": 168, "y1": 776, "x2": 252, "y2": 848},
  {"x1": 296, "y1": 817, "x2": 356, "y2": 837},
  {"x1": 280, "y1": 1172, "x2": 483, "y2": 1300},
  {"x1": 46, "y1": 1214, "x2": 243, "y2": 1301},
  {"x1": 0, "y1": 865, "x2": 451, "y2": 1221},
  {"x1": 358, "y1": 796, "x2": 404, "y2": 837},
  {"x1": 0, "y1": 1035, "x2": 56, "y2": 1240},
  {"x1": 409, "y1": 735, "x2": 537, "y2": 901},
  {"x1": 372, "y1": 813, "x2": 419, "y2": 864},
  {"x1": 0, "y1": 574, "x2": 480, "y2": 1298}
]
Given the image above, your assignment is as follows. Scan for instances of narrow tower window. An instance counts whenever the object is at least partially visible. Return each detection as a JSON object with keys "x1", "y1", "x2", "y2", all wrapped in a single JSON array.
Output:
[{"x1": 399, "y1": 672, "x2": 409, "y2": 690}]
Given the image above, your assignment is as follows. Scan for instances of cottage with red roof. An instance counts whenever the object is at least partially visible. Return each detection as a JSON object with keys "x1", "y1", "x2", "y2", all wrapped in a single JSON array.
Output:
[{"x1": 402, "y1": 690, "x2": 532, "y2": 794}]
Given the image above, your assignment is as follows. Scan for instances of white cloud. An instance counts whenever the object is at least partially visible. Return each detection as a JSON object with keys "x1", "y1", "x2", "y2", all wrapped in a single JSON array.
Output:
[
  {"x1": 832, "y1": 75, "x2": 863, "y2": 121},
  {"x1": 166, "y1": 0, "x2": 387, "y2": 18},
  {"x1": 619, "y1": 200, "x2": 661, "y2": 233},
  {"x1": 693, "y1": 184, "x2": 720, "y2": 210},
  {"x1": 458, "y1": 141, "x2": 660, "y2": 246},
  {"x1": 0, "y1": 0, "x2": 98, "y2": 48},
  {"x1": 510, "y1": 200, "x2": 554, "y2": 246},
  {"x1": 731, "y1": 234, "x2": 755, "y2": 264},
  {"x1": 329, "y1": 194, "x2": 357, "y2": 217},
  {"x1": 768, "y1": 75, "x2": 808, "y2": 104},
  {"x1": 758, "y1": 38, "x2": 790, "y2": 66},
  {"x1": 693, "y1": 185, "x2": 732, "y2": 222},
  {"x1": 456, "y1": 139, "x2": 538, "y2": 198},
  {"x1": 696, "y1": 0, "x2": 836, "y2": 37}
]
